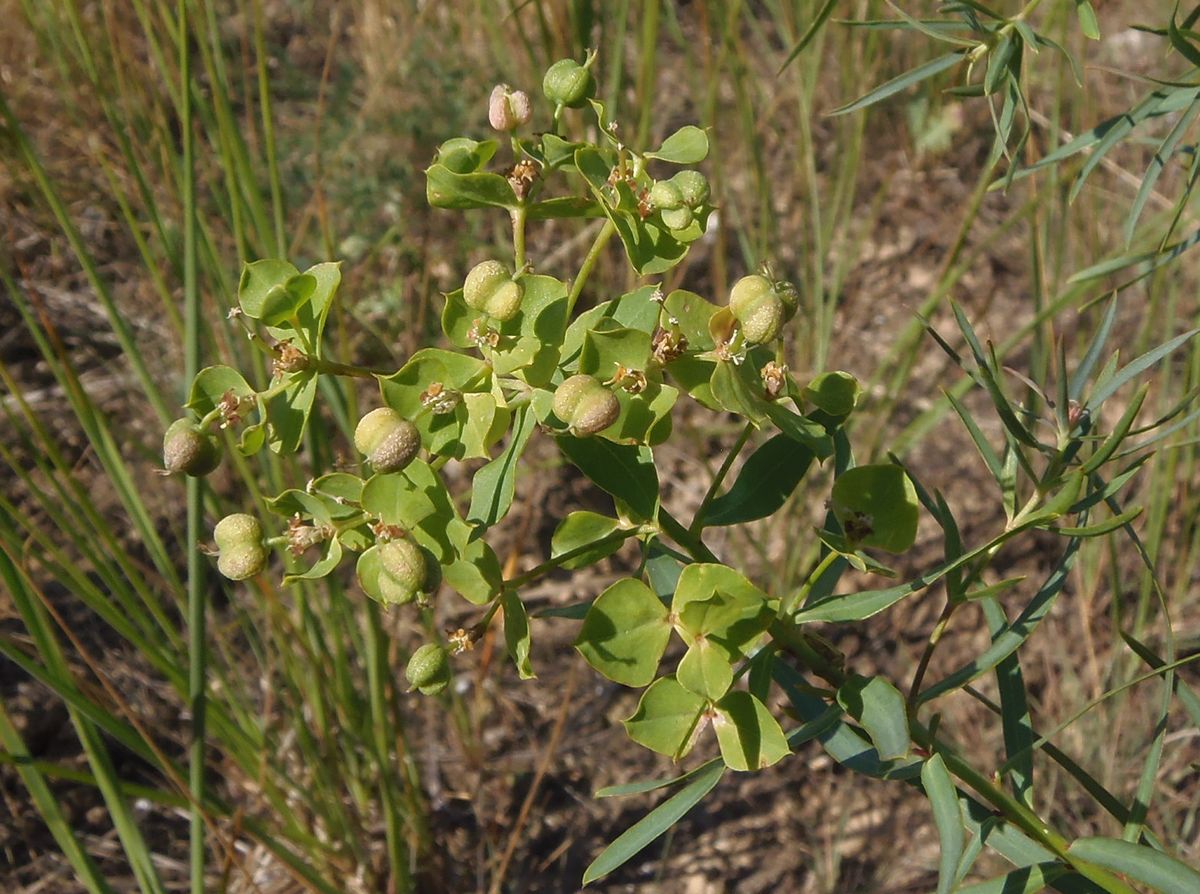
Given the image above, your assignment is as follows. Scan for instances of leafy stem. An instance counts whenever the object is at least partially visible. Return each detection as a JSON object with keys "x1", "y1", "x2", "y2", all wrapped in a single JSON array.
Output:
[
  {"x1": 689, "y1": 421, "x2": 754, "y2": 534},
  {"x1": 565, "y1": 218, "x2": 616, "y2": 318}
]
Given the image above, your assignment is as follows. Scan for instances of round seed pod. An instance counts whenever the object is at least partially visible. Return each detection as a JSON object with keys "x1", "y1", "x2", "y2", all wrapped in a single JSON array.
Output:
[
  {"x1": 214, "y1": 513, "x2": 262, "y2": 551},
  {"x1": 659, "y1": 205, "x2": 694, "y2": 231},
  {"x1": 488, "y1": 85, "x2": 533, "y2": 131},
  {"x1": 671, "y1": 170, "x2": 710, "y2": 207},
  {"x1": 463, "y1": 260, "x2": 524, "y2": 322},
  {"x1": 354, "y1": 408, "x2": 420, "y2": 473},
  {"x1": 406, "y1": 643, "x2": 451, "y2": 695},
  {"x1": 378, "y1": 538, "x2": 427, "y2": 605},
  {"x1": 649, "y1": 180, "x2": 685, "y2": 211},
  {"x1": 163, "y1": 418, "x2": 220, "y2": 477},
  {"x1": 553, "y1": 374, "x2": 620, "y2": 436},
  {"x1": 729, "y1": 274, "x2": 785, "y2": 344},
  {"x1": 543, "y1": 58, "x2": 594, "y2": 108},
  {"x1": 217, "y1": 543, "x2": 267, "y2": 581}
]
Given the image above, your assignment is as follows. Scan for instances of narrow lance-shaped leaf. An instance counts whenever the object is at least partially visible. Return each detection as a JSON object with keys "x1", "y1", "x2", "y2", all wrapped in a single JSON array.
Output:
[
  {"x1": 921, "y1": 754, "x2": 965, "y2": 894},
  {"x1": 829, "y1": 52, "x2": 964, "y2": 116},
  {"x1": 582, "y1": 758, "x2": 725, "y2": 885}
]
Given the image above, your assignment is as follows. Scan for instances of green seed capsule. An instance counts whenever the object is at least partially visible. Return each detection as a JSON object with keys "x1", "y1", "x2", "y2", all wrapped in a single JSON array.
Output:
[
  {"x1": 649, "y1": 180, "x2": 685, "y2": 211},
  {"x1": 214, "y1": 513, "x2": 262, "y2": 551},
  {"x1": 729, "y1": 274, "x2": 785, "y2": 344},
  {"x1": 378, "y1": 538, "x2": 426, "y2": 605},
  {"x1": 406, "y1": 643, "x2": 451, "y2": 695},
  {"x1": 354, "y1": 408, "x2": 421, "y2": 473},
  {"x1": 659, "y1": 205, "x2": 694, "y2": 231},
  {"x1": 217, "y1": 543, "x2": 267, "y2": 581},
  {"x1": 163, "y1": 418, "x2": 220, "y2": 477},
  {"x1": 670, "y1": 170, "x2": 710, "y2": 207},
  {"x1": 553, "y1": 374, "x2": 620, "y2": 436},
  {"x1": 543, "y1": 58, "x2": 594, "y2": 108},
  {"x1": 463, "y1": 260, "x2": 524, "y2": 322}
]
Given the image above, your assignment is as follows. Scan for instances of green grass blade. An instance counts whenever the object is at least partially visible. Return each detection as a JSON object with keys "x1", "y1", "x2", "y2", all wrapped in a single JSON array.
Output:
[{"x1": 829, "y1": 52, "x2": 964, "y2": 116}]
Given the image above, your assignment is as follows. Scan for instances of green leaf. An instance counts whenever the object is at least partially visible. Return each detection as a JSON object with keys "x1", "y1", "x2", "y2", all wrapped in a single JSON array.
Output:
[
  {"x1": 561, "y1": 286, "x2": 663, "y2": 366},
  {"x1": 579, "y1": 324, "x2": 653, "y2": 381},
  {"x1": 1075, "y1": 0, "x2": 1100, "y2": 39},
  {"x1": 467, "y1": 405, "x2": 536, "y2": 529},
  {"x1": 710, "y1": 360, "x2": 770, "y2": 422},
  {"x1": 713, "y1": 691, "x2": 790, "y2": 771},
  {"x1": 829, "y1": 52, "x2": 964, "y2": 116},
  {"x1": 676, "y1": 637, "x2": 735, "y2": 700},
  {"x1": 432, "y1": 137, "x2": 497, "y2": 173},
  {"x1": 704, "y1": 433, "x2": 816, "y2": 526},
  {"x1": 920, "y1": 536, "x2": 1082, "y2": 704},
  {"x1": 596, "y1": 756, "x2": 722, "y2": 798},
  {"x1": 300, "y1": 261, "x2": 343, "y2": 354},
  {"x1": 378, "y1": 348, "x2": 492, "y2": 460},
  {"x1": 1067, "y1": 838, "x2": 1200, "y2": 894},
  {"x1": 645, "y1": 126, "x2": 709, "y2": 164},
  {"x1": 502, "y1": 590, "x2": 534, "y2": 679},
  {"x1": 361, "y1": 462, "x2": 456, "y2": 561},
  {"x1": 186, "y1": 365, "x2": 254, "y2": 417},
  {"x1": 837, "y1": 674, "x2": 910, "y2": 761},
  {"x1": 582, "y1": 757, "x2": 725, "y2": 885},
  {"x1": 830, "y1": 464, "x2": 919, "y2": 553},
  {"x1": 1085, "y1": 327, "x2": 1200, "y2": 411},
  {"x1": 622, "y1": 676, "x2": 708, "y2": 759},
  {"x1": 283, "y1": 538, "x2": 343, "y2": 584},
  {"x1": 551, "y1": 511, "x2": 627, "y2": 570},
  {"x1": 576, "y1": 578, "x2": 671, "y2": 687},
  {"x1": 237, "y1": 258, "x2": 298, "y2": 319},
  {"x1": 955, "y1": 863, "x2": 1068, "y2": 894},
  {"x1": 803, "y1": 370, "x2": 861, "y2": 418},
  {"x1": 672, "y1": 563, "x2": 773, "y2": 653},
  {"x1": 425, "y1": 164, "x2": 519, "y2": 210},
  {"x1": 921, "y1": 754, "x2": 964, "y2": 894},
  {"x1": 778, "y1": 0, "x2": 840, "y2": 72},
  {"x1": 556, "y1": 435, "x2": 659, "y2": 521},
  {"x1": 266, "y1": 372, "x2": 318, "y2": 454}
]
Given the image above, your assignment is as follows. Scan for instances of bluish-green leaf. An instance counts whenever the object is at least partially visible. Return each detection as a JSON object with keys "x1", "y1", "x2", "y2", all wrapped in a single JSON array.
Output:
[
  {"x1": 467, "y1": 405, "x2": 536, "y2": 529},
  {"x1": 704, "y1": 434, "x2": 815, "y2": 526},
  {"x1": 837, "y1": 674, "x2": 910, "y2": 761},
  {"x1": 829, "y1": 52, "x2": 964, "y2": 116},
  {"x1": 557, "y1": 435, "x2": 658, "y2": 521},
  {"x1": 582, "y1": 757, "x2": 725, "y2": 885},
  {"x1": 502, "y1": 590, "x2": 534, "y2": 679},
  {"x1": 921, "y1": 754, "x2": 964, "y2": 894},
  {"x1": 1067, "y1": 838, "x2": 1200, "y2": 894}
]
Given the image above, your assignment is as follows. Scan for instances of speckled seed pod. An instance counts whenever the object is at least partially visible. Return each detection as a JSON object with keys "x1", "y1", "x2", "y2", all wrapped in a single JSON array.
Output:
[
  {"x1": 671, "y1": 170, "x2": 710, "y2": 208},
  {"x1": 649, "y1": 180, "x2": 685, "y2": 211},
  {"x1": 553, "y1": 374, "x2": 620, "y2": 436},
  {"x1": 217, "y1": 543, "x2": 267, "y2": 581},
  {"x1": 542, "y1": 58, "x2": 594, "y2": 108},
  {"x1": 378, "y1": 538, "x2": 426, "y2": 605},
  {"x1": 405, "y1": 643, "x2": 451, "y2": 696},
  {"x1": 729, "y1": 274, "x2": 785, "y2": 344},
  {"x1": 213, "y1": 513, "x2": 263, "y2": 551},
  {"x1": 354, "y1": 408, "x2": 421, "y2": 473},
  {"x1": 163, "y1": 418, "x2": 220, "y2": 477},
  {"x1": 463, "y1": 260, "x2": 524, "y2": 322},
  {"x1": 659, "y1": 205, "x2": 694, "y2": 231}
]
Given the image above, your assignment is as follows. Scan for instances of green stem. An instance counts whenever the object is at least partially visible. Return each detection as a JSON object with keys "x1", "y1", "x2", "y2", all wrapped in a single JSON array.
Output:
[
  {"x1": 780, "y1": 549, "x2": 840, "y2": 617},
  {"x1": 907, "y1": 600, "x2": 957, "y2": 706},
  {"x1": 769, "y1": 614, "x2": 1140, "y2": 893},
  {"x1": 503, "y1": 526, "x2": 644, "y2": 591},
  {"x1": 511, "y1": 204, "x2": 527, "y2": 270},
  {"x1": 690, "y1": 422, "x2": 754, "y2": 534},
  {"x1": 566, "y1": 219, "x2": 617, "y2": 318},
  {"x1": 178, "y1": 2, "x2": 205, "y2": 890}
]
